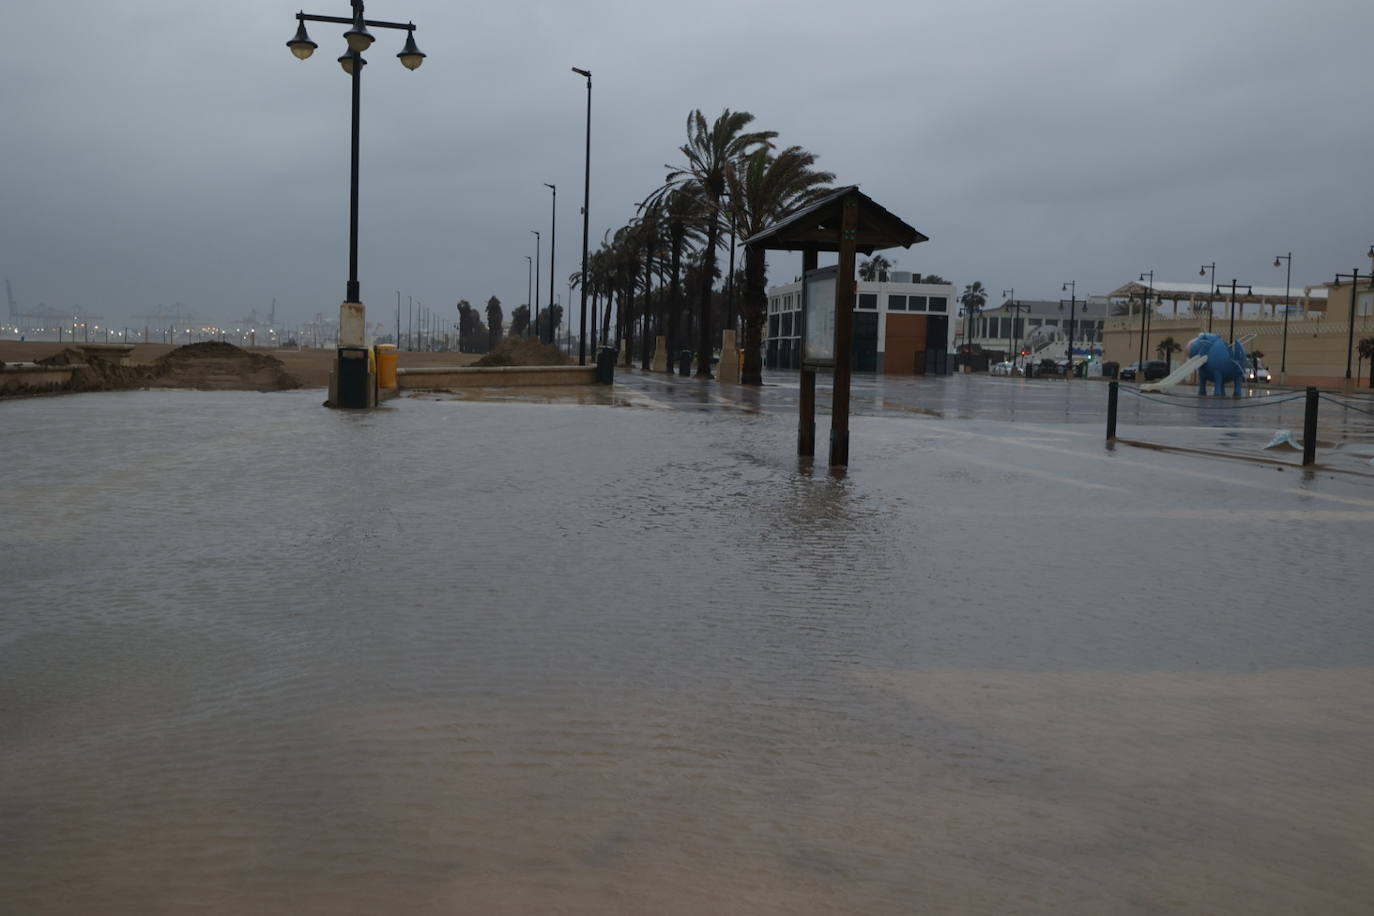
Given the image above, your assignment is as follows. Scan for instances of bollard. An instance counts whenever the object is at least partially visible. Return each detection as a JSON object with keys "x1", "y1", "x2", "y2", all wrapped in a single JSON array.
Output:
[
  {"x1": 678, "y1": 350, "x2": 692, "y2": 376},
  {"x1": 595, "y1": 345, "x2": 616, "y2": 384},
  {"x1": 1106, "y1": 381, "x2": 1118, "y2": 441},
  {"x1": 1302, "y1": 387, "x2": 1318, "y2": 466}
]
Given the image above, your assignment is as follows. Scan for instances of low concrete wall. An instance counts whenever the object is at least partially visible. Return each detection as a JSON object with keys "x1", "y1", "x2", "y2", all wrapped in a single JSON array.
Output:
[
  {"x1": 0, "y1": 363, "x2": 82, "y2": 395},
  {"x1": 397, "y1": 365, "x2": 597, "y2": 389}
]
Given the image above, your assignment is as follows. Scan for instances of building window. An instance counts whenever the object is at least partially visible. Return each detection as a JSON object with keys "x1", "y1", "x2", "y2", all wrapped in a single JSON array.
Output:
[
  {"x1": 769, "y1": 314, "x2": 780, "y2": 337},
  {"x1": 781, "y1": 313, "x2": 794, "y2": 336},
  {"x1": 888, "y1": 295, "x2": 907, "y2": 311},
  {"x1": 928, "y1": 296, "x2": 947, "y2": 312},
  {"x1": 1360, "y1": 292, "x2": 1373, "y2": 317},
  {"x1": 1029, "y1": 318, "x2": 1041, "y2": 327},
  {"x1": 909, "y1": 296, "x2": 927, "y2": 312},
  {"x1": 858, "y1": 293, "x2": 877, "y2": 310},
  {"x1": 987, "y1": 317, "x2": 1001, "y2": 338}
]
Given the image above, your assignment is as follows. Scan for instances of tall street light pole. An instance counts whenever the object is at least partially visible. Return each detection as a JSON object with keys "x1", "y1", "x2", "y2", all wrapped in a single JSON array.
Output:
[
  {"x1": 1138, "y1": 271, "x2": 1153, "y2": 366},
  {"x1": 1218, "y1": 279, "x2": 1252, "y2": 344},
  {"x1": 1333, "y1": 259, "x2": 1372, "y2": 384},
  {"x1": 531, "y1": 230, "x2": 541, "y2": 338},
  {"x1": 1199, "y1": 262, "x2": 1216, "y2": 332},
  {"x1": 1004, "y1": 297, "x2": 1030, "y2": 371},
  {"x1": 1274, "y1": 252, "x2": 1292, "y2": 384},
  {"x1": 525, "y1": 256, "x2": 533, "y2": 337},
  {"x1": 1062, "y1": 280, "x2": 1077, "y2": 375},
  {"x1": 999, "y1": 288, "x2": 1013, "y2": 368},
  {"x1": 572, "y1": 67, "x2": 592, "y2": 365},
  {"x1": 544, "y1": 183, "x2": 556, "y2": 344},
  {"x1": 286, "y1": 0, "x2": 426, "y2": 408}
]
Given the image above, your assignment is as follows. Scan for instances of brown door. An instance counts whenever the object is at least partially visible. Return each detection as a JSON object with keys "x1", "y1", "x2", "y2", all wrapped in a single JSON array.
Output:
[{"x1": 883, "y1": 314, "x2": 927, "y2": 374}]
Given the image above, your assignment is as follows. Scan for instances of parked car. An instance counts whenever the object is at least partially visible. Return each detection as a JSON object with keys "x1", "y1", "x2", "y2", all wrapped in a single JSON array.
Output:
[
  {"x1": 990, "y1": 361, "x2": 1019, "y2": 376},
  {"x1": 1245, "y1": 364, "x2": 1271, "y2": 383},
  {"x1": 1119, "y1": 360, "x2": 1170, "y2": 381}
]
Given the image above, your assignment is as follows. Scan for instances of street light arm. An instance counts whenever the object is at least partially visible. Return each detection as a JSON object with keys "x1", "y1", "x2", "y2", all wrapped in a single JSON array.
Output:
[{"x1": 298, "y1": 12, "x2": 418, "y2": 30}]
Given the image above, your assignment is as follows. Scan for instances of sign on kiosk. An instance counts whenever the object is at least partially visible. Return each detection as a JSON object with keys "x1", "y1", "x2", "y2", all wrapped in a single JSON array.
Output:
[{"x1": 802, "y1": 265, "x2": 841, "y2": 367}]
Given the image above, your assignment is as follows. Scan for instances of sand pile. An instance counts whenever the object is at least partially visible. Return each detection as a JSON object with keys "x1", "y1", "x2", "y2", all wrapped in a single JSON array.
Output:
[
  {"x1": 473, "y1": 337, "x2": 571, "y2": 368},
  {"x1": 35, "y1": 348, "x2": 148, "y2": 392},
  {"x1": 148, "y1": 341, "x2": 301, "y2": 391}
]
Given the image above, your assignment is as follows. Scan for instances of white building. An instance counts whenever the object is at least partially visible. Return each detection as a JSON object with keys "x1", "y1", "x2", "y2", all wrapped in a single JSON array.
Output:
[
  {"x1": 959, "y1": 297, "x2": 1107, "y2": 368},
  {"x1": 765, "y1": 269, "x2": 958, "y2": 374}
]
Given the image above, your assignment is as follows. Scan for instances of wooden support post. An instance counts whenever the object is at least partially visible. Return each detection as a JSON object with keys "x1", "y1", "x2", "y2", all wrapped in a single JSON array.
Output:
[
  {"x1": 799, "y1": 369, "x2": 816, "y2": 456},
  {"x1": 798, "y1": 248, "x2": 820, "y2": 458},
  {"x1": 829, "y1": 200, "x2": 858, "y2": 468}
]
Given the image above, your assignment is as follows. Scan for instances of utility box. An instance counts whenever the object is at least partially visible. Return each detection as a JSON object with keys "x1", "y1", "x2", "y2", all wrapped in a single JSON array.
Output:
[
  {"x1": 595, "y1": 346, "x2": 616, "y2": 384},
  {"x1": 336, "y1": 346, "x2": 372, "y2": 408}
]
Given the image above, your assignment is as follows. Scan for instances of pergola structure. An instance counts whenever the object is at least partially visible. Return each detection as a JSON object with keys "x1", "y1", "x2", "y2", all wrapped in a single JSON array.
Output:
[
  {"x1": 1107, "y1": 280, "x2": 1327, "y2": 320},
  {"x1": 744, "y1": 186, "x2": 926, "y2": 467}
]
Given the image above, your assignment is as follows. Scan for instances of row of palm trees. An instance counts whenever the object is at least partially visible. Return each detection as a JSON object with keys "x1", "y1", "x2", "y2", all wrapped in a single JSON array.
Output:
[{"x1": 570, "y1": 109, "x2": 834, "y2": 385}]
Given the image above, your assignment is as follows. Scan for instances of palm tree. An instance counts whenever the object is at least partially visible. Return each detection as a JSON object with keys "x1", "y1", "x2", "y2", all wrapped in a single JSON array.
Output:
[
  {"x1": 1156, "y1": 336, "x2": 1182, "y2": 369},
  {"x1": 858, "y1": 254, "x2": 892, "y2": 282},
  {"x1": 485, "y1": 297, "x2": 504, "y2": 351},
  {"x1": 728, "y1": 145, "x2": 834, "y2": 385},
  {"x1": 1358, "y1": 337, "x2": 1374, "y2": 388},
  {"x1": 959, "y1": 282, "x2": 988, "y2": 368},
  {"x1": 657, "y1": 109, "x2": 776, "y2": 377}
]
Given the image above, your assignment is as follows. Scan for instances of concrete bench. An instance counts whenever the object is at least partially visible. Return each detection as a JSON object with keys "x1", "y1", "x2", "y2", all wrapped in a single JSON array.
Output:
[{"x1": 397, "y1": 365, "x2": 597, "y2": 389}]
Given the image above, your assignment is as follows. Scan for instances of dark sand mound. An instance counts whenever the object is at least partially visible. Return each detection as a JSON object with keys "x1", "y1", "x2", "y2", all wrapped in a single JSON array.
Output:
[
  {"x1": 149, "y1": 341, "x2": 301, "y2": 391},
  {"x1": 473, "y1": 337, "x2": 572, "y2": 368}
]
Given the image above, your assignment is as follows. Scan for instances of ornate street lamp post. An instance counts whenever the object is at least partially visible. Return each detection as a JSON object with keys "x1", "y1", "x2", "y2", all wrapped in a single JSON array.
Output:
[
  {"x1": 1138, "y1": 271, "x2": 1153, "y2": 366},
  {"x1": 1332, "y1": 247, "x2": 1374, "y2": 385},
  {"x1": 1199, "y1": 262, "x2": 1216, "y2": 332},
  {"x1": 1273, "y1": 252, "x2": 1292, "y2": 384},
  {"x1": 286, "y1": 1, "x2": 426, "y2": 407}
]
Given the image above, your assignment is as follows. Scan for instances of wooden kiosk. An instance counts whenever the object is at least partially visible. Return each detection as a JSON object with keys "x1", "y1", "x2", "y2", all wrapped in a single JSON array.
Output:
[{"x1": 743, "y1": 187, "x2": 927, "y2": 467}]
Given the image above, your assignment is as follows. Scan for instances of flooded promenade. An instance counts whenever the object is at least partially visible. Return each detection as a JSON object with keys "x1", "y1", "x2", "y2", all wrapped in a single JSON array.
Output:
[{"x1": 3, "y1": 374, "x2": 1373, "y2": 914}]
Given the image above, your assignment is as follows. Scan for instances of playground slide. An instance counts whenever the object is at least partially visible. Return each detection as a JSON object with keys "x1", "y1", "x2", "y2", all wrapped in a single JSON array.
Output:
[{"x1": 1140, "y1": 354, "x2": 1208, "y2": 392}]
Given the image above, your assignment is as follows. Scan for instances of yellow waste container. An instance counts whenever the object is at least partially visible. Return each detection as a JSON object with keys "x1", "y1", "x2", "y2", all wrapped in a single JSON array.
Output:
[{"x1": 375, "y1": 344, "x2": 398, "y2": 389}]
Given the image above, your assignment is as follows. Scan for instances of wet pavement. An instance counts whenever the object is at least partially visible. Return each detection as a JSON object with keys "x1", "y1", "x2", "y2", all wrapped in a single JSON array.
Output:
[{"x1": 3, "y1": 373, "x2": 1373, "y2": 914}]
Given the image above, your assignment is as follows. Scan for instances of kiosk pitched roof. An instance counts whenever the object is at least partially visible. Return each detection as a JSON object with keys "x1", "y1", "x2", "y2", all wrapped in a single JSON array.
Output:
[{"x1": 741, "y1": 185, "x2": 928, "y2": 255}]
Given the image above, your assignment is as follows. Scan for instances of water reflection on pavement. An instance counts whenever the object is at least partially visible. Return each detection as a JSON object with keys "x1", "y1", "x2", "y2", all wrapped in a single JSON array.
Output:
[{"x1": 2, "y1": 376, "x2": 1372, "y2": 915}]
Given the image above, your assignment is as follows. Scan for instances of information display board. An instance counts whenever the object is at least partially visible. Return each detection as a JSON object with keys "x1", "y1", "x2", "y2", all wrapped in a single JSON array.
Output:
[{"x1": 802, "y1": 266, "x2": 838, "y2": 366}]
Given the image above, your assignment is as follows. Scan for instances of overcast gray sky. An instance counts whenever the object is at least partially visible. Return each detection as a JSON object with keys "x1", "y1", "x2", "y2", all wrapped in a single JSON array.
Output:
[{"x1": 3, "y1": 0, "x2": 1371, "y2": 330}]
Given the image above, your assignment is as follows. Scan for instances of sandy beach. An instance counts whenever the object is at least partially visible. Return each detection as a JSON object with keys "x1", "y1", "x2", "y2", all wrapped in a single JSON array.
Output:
[{"x1": 0, "y1": 340, "x2": 482, "y2": 389}]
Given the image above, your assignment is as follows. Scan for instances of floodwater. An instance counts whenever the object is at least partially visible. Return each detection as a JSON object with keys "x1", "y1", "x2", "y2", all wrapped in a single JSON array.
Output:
[{"x1": 3, "y1": 375, "x2": 1373, "y2": 914}]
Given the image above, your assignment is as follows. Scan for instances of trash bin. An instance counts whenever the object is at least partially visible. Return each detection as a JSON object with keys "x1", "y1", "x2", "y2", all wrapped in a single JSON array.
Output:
[
  {"x1": 678, "y1": 350, "x2": 692, "y2": 376},
  {"x1": 374, "y1": 344, "x2": 398, "y2": 389},
  {"x1": 595, "y1": 345, "x2": 616, "y2": 384},
  {"x1": 336, "y1": 346, "x2": 371, "y2": 408},
  {"x1": 1103, "y1": 361, "x2": 1119, "y2": 379}
]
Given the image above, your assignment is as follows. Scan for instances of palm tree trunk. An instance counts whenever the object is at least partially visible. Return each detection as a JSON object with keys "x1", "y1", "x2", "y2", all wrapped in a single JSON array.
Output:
[
  {"x1": 740, "y1": 245, "x2": 768, "y2": 385},
  {"x1": 640, "y1": 246, "x2": 654, "y2": 370},
  {"x1": 667, "y1": 230, "x2": 683, "y2": 370},
  {"x1": 695, "y1": 213, "x2": 720, "y2": 377}
]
